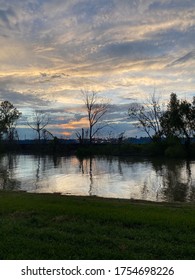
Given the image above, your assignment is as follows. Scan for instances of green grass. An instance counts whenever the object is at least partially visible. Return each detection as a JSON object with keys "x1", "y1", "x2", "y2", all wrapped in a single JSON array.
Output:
[{"x1": 0, "y1": 191, "x2": 195, "y2": 259}]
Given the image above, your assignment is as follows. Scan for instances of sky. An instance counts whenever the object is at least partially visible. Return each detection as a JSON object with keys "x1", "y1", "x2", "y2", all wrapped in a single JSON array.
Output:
[{"x1": 0, "y1": 0, "x2": 195, "y2": 139}]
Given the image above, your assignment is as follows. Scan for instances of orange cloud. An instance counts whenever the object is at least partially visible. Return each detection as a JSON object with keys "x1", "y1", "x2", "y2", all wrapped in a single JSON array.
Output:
[
  {"x1": 61, "y1": 131, "x2": 71, "y2": 137},
  {"x1": 58, "y1": 117, "x2": 88, "y2": 130},
  {"x1": 62, "y1": 118, "x2": 88, "y2": 130}
]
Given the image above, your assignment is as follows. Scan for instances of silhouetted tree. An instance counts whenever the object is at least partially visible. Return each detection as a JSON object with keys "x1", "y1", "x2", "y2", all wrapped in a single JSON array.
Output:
[
  {"x1": 0, "y1": 100, "x2": 22, "y2": 141},
  {"x1": 81, "y1": 90, "x2": 110, "y2": 144},
  {"x1": 128, "y1": 93, "x2": 163, "y2": 141},
  {"x1": 76, "y1": 128, "x2": 85, "y2": 144},
  {"x1": 160, "y1": 93, "x2": 195, "y2": 150},
  {"x1": 42, "y1": 128, "x2": 56, "y2": 141},
  {"x1": 160, "y1": 93, "x2": 180, "y2": 138},
  {"x1": 27, "y1": 111, "x2": 49, "y2": 143},
  {"x1": 117, "y1": 131, "x2": 126, "y2": 144}
]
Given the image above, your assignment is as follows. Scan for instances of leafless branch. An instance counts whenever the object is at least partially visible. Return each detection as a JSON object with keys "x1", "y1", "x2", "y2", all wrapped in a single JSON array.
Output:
[
  {"x1": 81, "y1": 90, "x2": 110, "y2": 143},
  {"x1": 27, "y1": 111, "x2": 50, "y2": 142}
]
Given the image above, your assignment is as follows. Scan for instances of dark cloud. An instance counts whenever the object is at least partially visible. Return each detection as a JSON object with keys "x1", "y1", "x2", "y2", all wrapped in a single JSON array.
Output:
[
  {"x1": 39, "y1": 72, "x2": 69, "y2": 83},
  {"x1": 0, "y1": 89, "x2": 50, "y2": 108},
  {"x1": 109, "y1": 104, "x2": 131, "y2": 113},
  {"x1": 71, "y1": 0, "x2": 113, "y2": 22},
  {"x1": 167, "y1": 50, "x2": 195, "y2": 67},
  {"x1": 0, "y1": 7, "x2": 16, "y2": 29},
  {"x1": 98, "y1": 39, "x2": 166, "y2": 61},
  {"x1": 38, "y1": 108, "x2": 67, "y2": 114},
  {"x1": 28, "y1": 108, "x2": 83, "y2": 126},
  {"x1": 72, "y1": 0, "x2": 100, "y2": 17},
  {"x1": 40, "y1": 72, "x2": 47, "y2": 77},
  {"x1": 149, "y1": 0, "x2": 195, "y2": 11},
  {"x1": 103, "y1": 104, "x2": 130, "y2": 123},
  {"x1": 152, "y1": 27, "x2": 195, "y2": 49}
]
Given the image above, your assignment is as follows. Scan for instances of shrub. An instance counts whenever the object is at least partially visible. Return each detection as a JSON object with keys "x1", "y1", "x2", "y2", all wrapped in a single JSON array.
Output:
[{"x1": 165, "y1": 145, "x2": 186, "y2": 158}]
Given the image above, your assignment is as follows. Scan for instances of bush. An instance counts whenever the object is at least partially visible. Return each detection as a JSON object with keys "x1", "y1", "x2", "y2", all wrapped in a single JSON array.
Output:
[
  {"x1": 142, "y1": 142, "x2": 165, "y2": 156},
  {"x1": 76, "y1": 143, "x2": 143, "y2": 157},
  {"x1": 165, "y1": 145, "x2": 186, "y2": 158}
]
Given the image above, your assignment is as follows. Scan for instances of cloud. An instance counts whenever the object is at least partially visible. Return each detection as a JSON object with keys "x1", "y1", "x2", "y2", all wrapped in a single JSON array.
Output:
[
  {"x1": 167, "y1": 50, "x2": 195, "y2": 67},
  {"x1": 0, "y1": 7, "x2": 16, "y2": 29},
  {"x1": 0, "y1": 88, "x2": 50, "y2": 108},
  {"x1": 0, "y1": 0, "x2": 194, "y2": 138},
  {"x1": 149, "y1": 0, "x2": 195, "y2": 11},
  {"x1": 98, "y1": 40, "x2": 166, "y2": 61}
]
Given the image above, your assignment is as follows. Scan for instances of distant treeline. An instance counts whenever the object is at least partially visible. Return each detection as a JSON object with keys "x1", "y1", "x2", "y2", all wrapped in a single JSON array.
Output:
[
  {"x1": 1, "y1": 137, "x2": 194, "y2": 159},
  {"x1": 1, "y1": 92, "x2": 195, "y2": 159}
]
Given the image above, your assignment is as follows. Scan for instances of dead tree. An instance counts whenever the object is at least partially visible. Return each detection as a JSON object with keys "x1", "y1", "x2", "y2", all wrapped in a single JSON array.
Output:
[
  {"x1": 27, "y1": 111, "x2": 49, "y2": 143},
  {"x1": 81, "y1": 90, "x2": 110, "y2": 144},
  {"x1": 128, "y1": 93, "x2": 163, "y2": 142}
]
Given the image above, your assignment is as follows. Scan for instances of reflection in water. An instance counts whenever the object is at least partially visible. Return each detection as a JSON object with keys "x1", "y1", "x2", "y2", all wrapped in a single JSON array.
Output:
[
  {"x1": 0, "y1": 154, "x2": 195, "y2": 203},
  {"x1": 0, "y1": 154, "x2": 21, "y2": 190}
]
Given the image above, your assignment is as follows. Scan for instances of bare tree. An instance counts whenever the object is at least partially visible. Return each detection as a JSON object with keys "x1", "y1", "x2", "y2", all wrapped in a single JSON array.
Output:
[
  {"x1": 81, "y1": 90, "x2": 110, "y2": 144},
  {"x1": 128, "y1": 93, "x2": 163, "y2": 141},
  {"x1": 76, "y1": 128, "x2": 85, "y2": 144},
  {"x1": 27, "y1": 111, "x2": 49, "y2": 143}
]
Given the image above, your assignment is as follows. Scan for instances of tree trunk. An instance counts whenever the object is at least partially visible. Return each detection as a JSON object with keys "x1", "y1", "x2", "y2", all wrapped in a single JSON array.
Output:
[{"x1": 89, "y1": 125, "x2": 93, "y2": 144}]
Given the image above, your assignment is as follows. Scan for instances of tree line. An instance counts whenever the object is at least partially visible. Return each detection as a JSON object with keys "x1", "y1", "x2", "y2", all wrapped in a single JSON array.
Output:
[
  {"x1": 129, "y1": 92, "x2": 195, "y2": 151},
  {"x1": 0, "y1": 90, "x2": 110, "y2": 145},
  {"x1": 1, "y1": 91, "x2": 195, "y2": 154}
]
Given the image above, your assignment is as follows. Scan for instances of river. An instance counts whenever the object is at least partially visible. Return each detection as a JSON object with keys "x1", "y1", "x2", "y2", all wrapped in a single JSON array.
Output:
[{"x1": 0, "y1": 154, "x2": 195, "y2": 202}]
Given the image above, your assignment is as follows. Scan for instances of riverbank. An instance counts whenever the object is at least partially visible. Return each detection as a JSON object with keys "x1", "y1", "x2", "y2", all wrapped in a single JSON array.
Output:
[
  {"x1": 2, "y1": 139, "x2": 195, "y2": 159},
  {"x1": 0, "y1": 191, "x2": 194, "y2": 259}
]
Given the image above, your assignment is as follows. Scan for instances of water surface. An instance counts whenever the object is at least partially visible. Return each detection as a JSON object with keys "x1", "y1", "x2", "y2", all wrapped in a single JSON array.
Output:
[{"x1": 1, "y1": 154, "x2": 195, "y2": 202}]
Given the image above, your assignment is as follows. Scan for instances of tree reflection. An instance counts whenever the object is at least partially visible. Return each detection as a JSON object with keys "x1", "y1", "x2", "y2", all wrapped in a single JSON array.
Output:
[
  {"x1": 151, "y1": 159, "x2": 195, "y2": 202},
  {"x1": 33, "y1": 155, "x2": 63, "y2": 188},
  {"x1": 1, "y1": 153, "x2": 195, "y2": 203},
  {"x1": 35, "y1": 155, "x2": 41, "y2": 186},
  {"x1": 0, "y1": 154, "x2": 21, "y2": 190},
  {"x1": 77, "y1": 156, "x2": 94, "y2": 195},
  {"x1": 77, "y1": 156, "x2": 128, "y2": 196},
  {"x1": 89, "y1": 157, "x2": 93, "y2": 196},
  {"x1": 52, "y1": 155, "x2": 62, "y2": 168},
  {"x1": 78, "y1": 156, "x2": 195, "y2": 203}
]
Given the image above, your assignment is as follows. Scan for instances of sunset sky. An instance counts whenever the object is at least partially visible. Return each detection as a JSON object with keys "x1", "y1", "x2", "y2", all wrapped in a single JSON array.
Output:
[{"x1": 0, "y1": 0, "x2": 195, "y2": 139}]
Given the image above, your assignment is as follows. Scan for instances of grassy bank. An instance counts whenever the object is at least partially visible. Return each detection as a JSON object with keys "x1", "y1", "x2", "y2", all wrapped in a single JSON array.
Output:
[{"x1": 0, "y1": 191, "x2": 195, "y2": 260}]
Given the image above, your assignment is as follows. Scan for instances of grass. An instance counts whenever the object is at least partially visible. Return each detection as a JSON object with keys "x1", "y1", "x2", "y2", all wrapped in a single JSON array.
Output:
[{"x1": 0, "y1": 191, "x2": 195, "y2": 259}]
